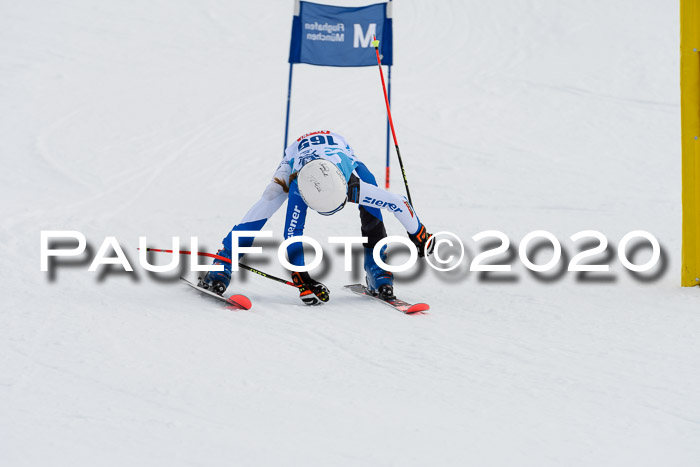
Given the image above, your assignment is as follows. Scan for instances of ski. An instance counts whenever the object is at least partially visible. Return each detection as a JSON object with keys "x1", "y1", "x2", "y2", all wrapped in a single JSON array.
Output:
[
  {"x1": 343, "y1": 284, "x2": 429, "y2": 315},
  {"x1": 180, "y1": 277, "x2": 252, "y2": 310}
]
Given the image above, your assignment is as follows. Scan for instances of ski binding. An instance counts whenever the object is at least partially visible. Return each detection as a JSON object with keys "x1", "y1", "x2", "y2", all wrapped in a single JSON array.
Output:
[{"x1": 344, "y1": 284, "x2": 429, "y2": 314}]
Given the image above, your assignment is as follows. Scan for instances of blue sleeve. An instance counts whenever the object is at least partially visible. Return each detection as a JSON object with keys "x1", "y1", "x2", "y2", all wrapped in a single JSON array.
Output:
[
  {"x1": 354, "y1": 161, "x2": 378, "y2": 186},
  {"x1": 284, "y1": 179, "x2": 309, "y2": 267}
]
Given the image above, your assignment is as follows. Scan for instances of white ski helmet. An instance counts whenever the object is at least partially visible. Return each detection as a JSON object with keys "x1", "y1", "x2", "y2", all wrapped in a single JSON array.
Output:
[{"x1": 297, "y1": 159, "x2": 348, "y2": 215}]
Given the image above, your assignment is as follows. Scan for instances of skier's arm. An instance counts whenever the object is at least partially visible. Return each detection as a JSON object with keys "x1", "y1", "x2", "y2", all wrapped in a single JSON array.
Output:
[
  {"x1": 352, "y1": 178, "x2": 435, "y2": 256},
  {"x1": 283, "y1": 178, "x2": 309, "y2": 267},
  {"x1": 284, "y1": 181, "x2": 329, "y2": 305},
  {"x1": 351, "y1": 161, "x2": 421, "y2": 234}
]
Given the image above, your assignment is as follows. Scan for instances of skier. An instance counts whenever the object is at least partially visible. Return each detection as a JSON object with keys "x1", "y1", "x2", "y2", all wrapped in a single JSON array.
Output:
[{"x1": 201, "y1": 130, "x2": 434, "y2": 305}]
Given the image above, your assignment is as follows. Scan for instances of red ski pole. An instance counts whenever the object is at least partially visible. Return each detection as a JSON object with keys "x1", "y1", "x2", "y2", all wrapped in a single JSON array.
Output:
[
  {"x1": 143, "y1": 248, "x2": 297, "y2": 287},
  {"x1": 371, "y1": 36, "x2": 413, "y2": 207}
]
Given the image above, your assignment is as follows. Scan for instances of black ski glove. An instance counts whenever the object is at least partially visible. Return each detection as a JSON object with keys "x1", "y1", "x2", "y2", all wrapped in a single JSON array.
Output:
[
  {"x1": 409, "y1": 224, "x2": 435, "y2": 258},
  {"x1": 291, "y1": 271, "x2": 330, "y2": 306}
]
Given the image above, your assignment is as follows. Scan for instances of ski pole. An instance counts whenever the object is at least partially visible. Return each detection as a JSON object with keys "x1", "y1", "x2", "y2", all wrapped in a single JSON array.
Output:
[
  {"x1": 371, "y1": 36, "x2": 413, "y2": 207},
  {"x1": 143, "y1": 248, "x2": 298, "y2": 287}
]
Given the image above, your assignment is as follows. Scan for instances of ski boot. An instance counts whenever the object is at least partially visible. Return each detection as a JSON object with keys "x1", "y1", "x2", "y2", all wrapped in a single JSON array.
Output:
[
  {"x1": 364, "y1": 245, "x2": 395, "y2": 300},
  {"x1": 198, "y1": 248, "x2": 232, "y2": 296}
]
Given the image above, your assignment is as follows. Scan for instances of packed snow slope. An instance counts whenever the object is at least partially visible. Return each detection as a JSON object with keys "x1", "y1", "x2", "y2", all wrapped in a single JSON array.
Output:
[{"x1": 1, "y1": 1, "x2": 699, "y2": 466}]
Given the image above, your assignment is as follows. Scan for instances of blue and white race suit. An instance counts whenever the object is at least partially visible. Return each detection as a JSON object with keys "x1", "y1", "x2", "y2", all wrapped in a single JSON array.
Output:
[{"x1": 222, "y1": 130, "x2": 422, "y2": 267}]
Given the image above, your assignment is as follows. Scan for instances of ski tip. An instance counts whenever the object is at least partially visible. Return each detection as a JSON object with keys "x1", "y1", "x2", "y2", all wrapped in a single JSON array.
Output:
[
  {"x1": 406, "y1": 303, "x2": 429, "y2": 314},
  {"x1": 228, "y1": 294, "x2": 252, "y2": 310}
]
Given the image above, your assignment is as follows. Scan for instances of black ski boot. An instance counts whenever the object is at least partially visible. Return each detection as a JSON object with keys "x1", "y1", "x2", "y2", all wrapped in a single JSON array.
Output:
[
  {"x1": 198, "y1": 248, "x2": 232, "y2": 296},
  {"x1": 376, "y1": 283, "x2": 396, "y2": 301},
  {"x1": 198, "y1": 277, "x2": 228, "y2": 296}
]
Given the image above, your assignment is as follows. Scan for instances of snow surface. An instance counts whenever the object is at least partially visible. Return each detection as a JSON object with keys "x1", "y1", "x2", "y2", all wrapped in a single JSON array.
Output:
[{"x1": 1, "y1": 1, "x2": 699, "y2": 466}]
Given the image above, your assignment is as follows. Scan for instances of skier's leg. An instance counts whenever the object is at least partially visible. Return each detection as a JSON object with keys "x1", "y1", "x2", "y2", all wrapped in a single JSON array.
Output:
[
  {"x1": 356, "y1": 181, "x2": 439, "y2": 297},
  {"x1": 203, "y1": 179, "x2": 288, "y2": 295},
  {"x1": 348, "y1": 166, "x2": 394, "y2": 299},
  {"x1": 222, "y1": 180, "x2": 287, "y2": 250},
  {"x1": 350, "y1": 163, "x2": 388, "y2": 248}
]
